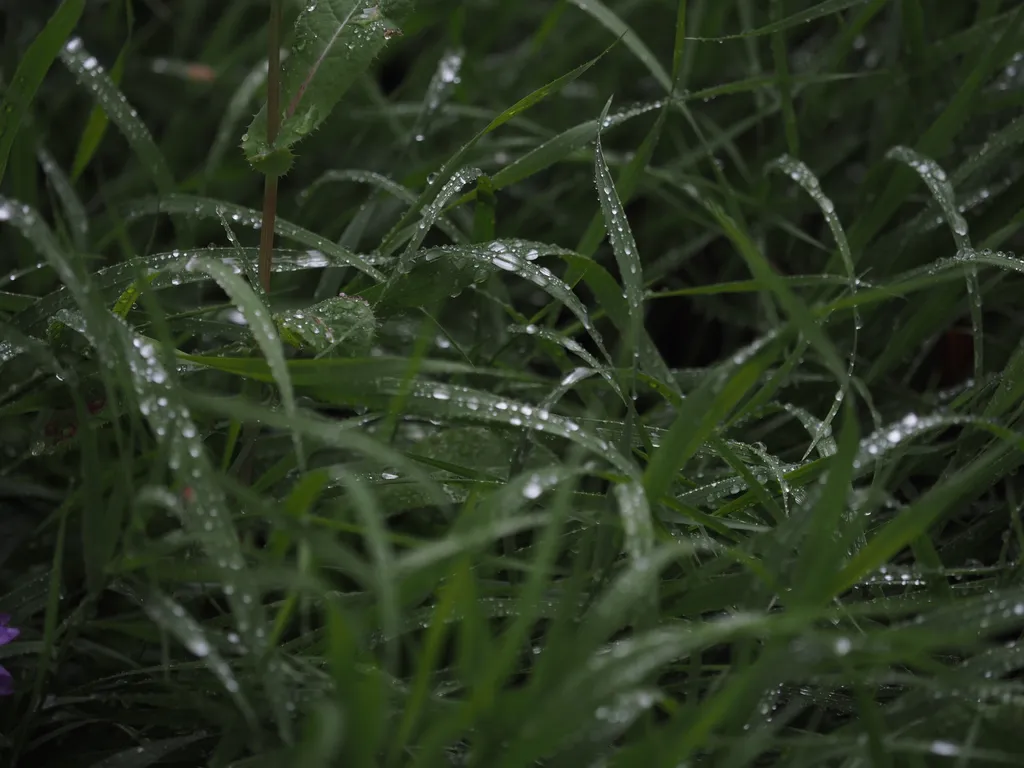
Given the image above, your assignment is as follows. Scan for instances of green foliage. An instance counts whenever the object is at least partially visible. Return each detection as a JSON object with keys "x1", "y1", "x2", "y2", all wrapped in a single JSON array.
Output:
[
  {"x1": 242, "y1": 0, "x2": 411, "y2": 174},
  {"x1": 0, "y1": 0, "x2": 85, "y2": 187},
  {"x1": 274, "y1": 293, "x2": 376, "y2": 356},
  {"x1": 4, "y1": 0, "x2": 1024, "y2": 766}
]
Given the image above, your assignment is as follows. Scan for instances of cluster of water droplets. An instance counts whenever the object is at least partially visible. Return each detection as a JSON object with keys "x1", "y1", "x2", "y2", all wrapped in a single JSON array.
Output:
[
  {"x1": 10, "y1": 248, "x2": 298, "y2": 335},
  {"x1": 861, "y1": 564, "x2": 929, "y2": 588},
  {"x1": 769, "y1": 156, "x2": 858, "y2": 457},
  {"x1": 274, "y1": 293, "x2": 375, "y2": 356},
  {"x1": 992, "y1": 49, "x2": 1024, "y2": 91},
  {"x1": 924, "y1": 246, "x2": 1024, "y2": 277},
  {"x1": 510, "y1": 323, "x2": 622, "y2": 403},
  {"x1": 136, "y1": 583, "x2": 244, "y2": 696},
  {"x1": 416, "y1": 239, "x2": 610, "y2": 361},
  {"x1": 854, "y1": 411, "x2": 961, "y2": 468},
  {"x1": 401, "y1": 379, "x2": 634, "y2": 475},
  {"x1": 890, "y1": 147, "x2": 983, "y2": 377},
  {"x1": 779, "y1": 403, "x2": 838, "y2": 458},
  {"x1": 594, "y1": 113, "x2": 644, "y2": 368},
  {"x1": 60, "y1": 38, "x2": 173, "y2": 190},
  {"x1": 591, "y1": 688, "x2": 661, "y2": 734},
  {"x1": 299, "y1": 170, "x2": 466, "y2": 247},
  {"x1": 413, "y1": 48, "x2": 464, "y2": 142},
  {"x1": 888, "y1": 148, "x2": 969, "y2": 244},
  {"x1": 124, "y1": 194, "x2": 383, "y2": 279},
  {"x1": 744, "y1": 440, "x2": 794, "y2": 514},
  {"x1": 614, "y1": 481, "x2": 654, "y2": 562},
  {"x1": 183, "y1": 254, "x2": 305, "y2": 468},
  {"x1": 676, "y1": 457, "x2": 802, "y2": 508},
  {"x1": 597, "y1": 99, "x2": 665, "y2": 131},
  {"x1": 52, "y1": 309, "x2": 265, "y2": 647},
  {"x1": 392, "y1": 167, "x2": 482, "y2": 277}
]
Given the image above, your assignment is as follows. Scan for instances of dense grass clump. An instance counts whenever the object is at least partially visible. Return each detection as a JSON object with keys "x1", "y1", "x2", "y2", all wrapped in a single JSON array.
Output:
[{"x1": 3, "y1": 0, "x2": 1024, "y2": 765}]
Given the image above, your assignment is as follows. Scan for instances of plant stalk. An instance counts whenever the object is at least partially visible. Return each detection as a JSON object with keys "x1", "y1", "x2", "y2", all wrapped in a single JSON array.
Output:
[{"x1": 258, "y1": 0, "x2": 283, "y2": 294}]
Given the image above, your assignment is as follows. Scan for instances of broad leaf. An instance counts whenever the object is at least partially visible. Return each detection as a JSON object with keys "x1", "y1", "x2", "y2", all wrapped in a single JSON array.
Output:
[
  {"x1": 242, "y1": 0, "x2": 410, "y2": 174},
  {"x1": 274, "y1": 293, "x2": 376, "y2": 357}
]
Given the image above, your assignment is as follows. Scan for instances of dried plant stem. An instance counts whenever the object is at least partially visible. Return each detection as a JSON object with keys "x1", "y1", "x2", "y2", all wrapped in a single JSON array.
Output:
[{"x1": 258, "y1": 0, "x2": 283, "y2": 293}]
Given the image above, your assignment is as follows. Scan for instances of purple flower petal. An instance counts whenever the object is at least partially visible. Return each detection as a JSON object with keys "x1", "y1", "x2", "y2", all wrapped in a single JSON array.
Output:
[
  {"x1": 0, "y1": 614, "x2": 18, "y2": 646},
  {"x1": 0, "y1": 665, "x2": 13, "y2": 696}
]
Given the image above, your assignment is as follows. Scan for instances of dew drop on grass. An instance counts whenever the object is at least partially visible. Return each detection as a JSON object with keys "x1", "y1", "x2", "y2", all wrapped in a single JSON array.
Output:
[
  {"x1": 614, "y1": 481, "x2": 654, "y2": 563},
  {"x1": 122, "y1": 195, "x2": 382, "y2": 279},
  {"x1": 887, "y1": 148, "x2": 972, "y2": 246},
  {"x1": 769, "y1": 155, "x2": 858, "y2": 457},
  {"x1": 594, "y1": 102, "x2": 644, "y2": 375},
  {"x1": 522, "y1": 476, "x2": 544, "y2": 500},
  {"x1": 414, "y1": 240, "x2": 610, "y2": 363},
  {"x1": 412, "y1": 48, "x2": 464, "y2": 142},
  {"x1": 392, "y1": 167, "x2": 482, "y2": 277},
  {"x1": 930, "y1": 741, "x2": 959, "y2": 757},
  {"x1": 60, "y1": 39, "x2": 174, "y2": 194},
  {"x1": 888, "y1": 147, "x2": 982, "y2": 378}
]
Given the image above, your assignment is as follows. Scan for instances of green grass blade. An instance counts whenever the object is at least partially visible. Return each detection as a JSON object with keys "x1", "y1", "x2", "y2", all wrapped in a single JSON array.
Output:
[
  {"x1": 477, "y1": 100, "x2": 665, "y2": 201},
  {"x1": 59, "y1": 36, "x2": 175, "y2": 193},
  {"x1": 594, "y1": 98, "x2": 646, "y2": 386},
  {"x1": 382, "y1": 44, "x2": 615, "y2": 252},
  {"x1": 769, "y1": 0, "x2": 799, "y2": 155},
  {"x1": 791, "y1": 403, "x2": 860, "y2": 607},
  {"x1": 685, "y1": 0, "x2": 874, "y2": 42},
  {"x1": 705, "y1": 198, "x2": 848, "y2": 382},
  {"x1": 393, "y1": 167, "x2": 481, "y2": 266},
  {"x1": 86, "y1": 734, "x2": 207, "y2": 768},
  {"x1": 568, "y1": 0, "x2": 672, "y2": 91},
  {"x1": 36, "y1": 145, "x2": 89, "y2": 251},
  {"x1": 643, "y1": 337, "x2": 780, "y2": 503},
  {"x1": 181, "y1": 254, "x2": 304, "y2": 469},
  {"x1": 886, "y1": 146, "x2": 981, "y2": 379},
  {"x1": 70, "y1": 1, "x2": 132, "y2": 181},
  {"x1": 0, "y1": 0, "x2": 85, "y2": 188},
  {"x1": 298, "y1": 169, "x2": 466, "y2": 244},
  {"x1": 205, "y1": 52, "x2": 279, "y2": 180},
  {"x1": 576, "y1": 103, "x2": 667, "y2": 257},
  {"x1": 121, "y1": 195, "x2": 384, "y2": 280}
]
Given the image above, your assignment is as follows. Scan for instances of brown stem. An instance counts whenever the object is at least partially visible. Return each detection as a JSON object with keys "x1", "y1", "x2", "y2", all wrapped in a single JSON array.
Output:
[
  {"x1": 258, "y1": 176, "x2": 278, "y2": 293},
  {"x1": 258, "y1": 0, "x2": 283, "y2": 294}
]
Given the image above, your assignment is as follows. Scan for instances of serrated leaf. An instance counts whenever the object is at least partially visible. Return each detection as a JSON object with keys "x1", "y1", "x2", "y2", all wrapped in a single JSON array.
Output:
[{"x1": 243, "y1": 1, "x2": 409, "y2": 167}]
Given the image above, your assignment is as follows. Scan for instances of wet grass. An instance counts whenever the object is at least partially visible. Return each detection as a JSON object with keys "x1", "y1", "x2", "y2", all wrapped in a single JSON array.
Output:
[{"x1": 2, "y1": 0, "x2": 1024, "y2": 765}]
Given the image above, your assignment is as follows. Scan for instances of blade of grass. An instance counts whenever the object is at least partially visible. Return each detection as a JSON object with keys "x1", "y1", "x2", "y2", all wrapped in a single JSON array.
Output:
[{"x1": 0, "y1": 0, "x2": 85, "y2": 188}]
